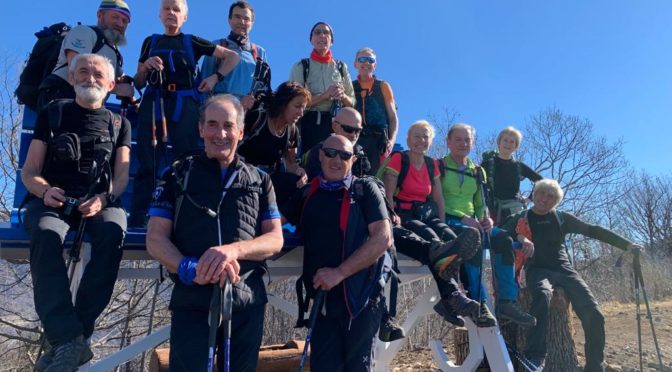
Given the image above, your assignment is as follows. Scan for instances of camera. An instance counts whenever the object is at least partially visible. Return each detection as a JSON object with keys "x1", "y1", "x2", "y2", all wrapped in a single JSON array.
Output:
[{"x1": 63, "y1": 197, "x2": 81, "y2": 216}]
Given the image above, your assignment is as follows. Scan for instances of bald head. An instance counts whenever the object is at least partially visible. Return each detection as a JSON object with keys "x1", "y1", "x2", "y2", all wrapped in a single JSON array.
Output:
[
  {"x1": 320, "y1": 134, "x2": 355, "y2": 181},
  {"x1": 332, "y1": 107, "x2": 362, "y2": 143}
]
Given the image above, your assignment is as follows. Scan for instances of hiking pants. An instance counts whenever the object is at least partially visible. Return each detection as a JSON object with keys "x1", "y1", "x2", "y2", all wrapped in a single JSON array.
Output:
[
  {"x1": 310, "y1": 294, "x2": 384, "y2": 372},
  {"x1": 357, "y1": 130, "x2": 387, "y2": 175},
  {"x1": 392, "y1": 225, "x2": 461, "y2": 298},
  {"x1": 525, "y1": 265, "x2": 605, "y2": 371},
  {"x1": 169, "y1": 304, "x2": 265, "y2": 372},
  {"x1": 298, "y1": 111, "x2": 333, "y2": 156},
  {"x1": 489, "y1": 232, "x2": 521, "y2": 301},
  {"x1": 129, "y1": 94, "x2": 201, "y2": 226},
  {"x1": 23, "y1": 198, "x2": 126, "y2": 346}
]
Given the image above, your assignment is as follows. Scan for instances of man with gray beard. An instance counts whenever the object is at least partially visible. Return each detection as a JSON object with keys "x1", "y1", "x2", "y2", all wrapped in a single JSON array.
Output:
[
  {"x1": 36, "y1": 0, "x2": 134, "y2": 111},
  {"x1": 21, "y1": 53, "x2": 131, "y2": 372}
]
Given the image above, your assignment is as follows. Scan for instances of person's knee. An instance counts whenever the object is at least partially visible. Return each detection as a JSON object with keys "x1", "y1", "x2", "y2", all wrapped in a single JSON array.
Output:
[{"x1": 492, "y1": 234, "x2": 515, "y2": 264}]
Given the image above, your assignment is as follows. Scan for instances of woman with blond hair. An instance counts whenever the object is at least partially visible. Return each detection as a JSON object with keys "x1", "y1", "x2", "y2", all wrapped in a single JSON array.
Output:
[{"x1": 481, "y1": 126, "x2": 542, "y2": 224}]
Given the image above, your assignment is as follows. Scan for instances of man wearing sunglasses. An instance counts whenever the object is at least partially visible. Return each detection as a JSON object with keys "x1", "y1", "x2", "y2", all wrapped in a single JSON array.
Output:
[
  {"x1": 282, "y1": 134, "x2": 393, "y2": 371},
  {"x1": 303, "y1": 107, "x2": 370, "y2": 179},
  {"x1": 353, "y1": 47, "x2": 398, "y2": 175}
]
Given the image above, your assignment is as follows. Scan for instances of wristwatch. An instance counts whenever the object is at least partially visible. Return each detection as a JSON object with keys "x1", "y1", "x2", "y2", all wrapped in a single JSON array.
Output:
[
  {"x1": 215, "y1": 71, "x2": 225, "y2": 81},
  {"x1": 105, "y1": 192, "x2": 117, "y2": 206}
]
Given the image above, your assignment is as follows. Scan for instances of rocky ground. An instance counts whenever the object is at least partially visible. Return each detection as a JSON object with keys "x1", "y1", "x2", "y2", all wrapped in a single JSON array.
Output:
[{"x1": 390, "y1": 299, "x2": 672, "y2": 371}]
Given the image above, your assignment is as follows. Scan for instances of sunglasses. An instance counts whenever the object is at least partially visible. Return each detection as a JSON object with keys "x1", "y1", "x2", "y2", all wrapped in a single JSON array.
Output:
[
  {"x1": 334, "y1": 120, "x2": 362, "y2": 134},
  {"x1": 312, "y1": 28, "x2": 331, "y2": 36},
  {"x1": 322, "y1": 147, "x2": 354, "y2": 161},
  {"x1": 356, "y1": 56, "x2": 376, "y2": 64}
]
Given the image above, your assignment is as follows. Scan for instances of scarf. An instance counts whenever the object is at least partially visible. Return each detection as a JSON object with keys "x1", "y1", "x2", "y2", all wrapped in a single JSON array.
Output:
[
  {"x1": 318, "y1": 174, "x2": 353, "y2": 191},
  {"x1": 310, "y1": 49, "x2": 332, "y2": 64}
]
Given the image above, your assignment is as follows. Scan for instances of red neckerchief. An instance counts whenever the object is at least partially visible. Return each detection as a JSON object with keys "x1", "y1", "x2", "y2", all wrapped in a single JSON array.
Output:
[{"x1": 311, "y1": 49, "x2": 332, "y2": 64}]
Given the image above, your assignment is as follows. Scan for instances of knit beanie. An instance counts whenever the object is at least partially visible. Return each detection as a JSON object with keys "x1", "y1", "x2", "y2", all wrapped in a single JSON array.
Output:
[{"x1": 99, "y1": 0, "x2": 131, "y2": 22}]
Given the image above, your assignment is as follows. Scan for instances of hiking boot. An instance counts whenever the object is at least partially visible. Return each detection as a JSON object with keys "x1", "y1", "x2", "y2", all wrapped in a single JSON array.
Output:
[
  {"x1": 428, "y1": 229, "x2": 481, "y2": 281},
  {"x1": 34, "y1": 342, "x2": 54, "y2": 372},
  {"x1": 444, "y1": 291, "x2": 480, "y2": 321},
  {"x1": 44, "y1": 335, "x2": 93, "y2": 372},
  {"x1": 497, "y1": 300, "x2": 537, "y2": 327},
  {"x1": 378, "y1": 314, "x2": 406, "y2": 342},
  {"x1": 433, "y1": 300, "x2": 465, "y2": 327},
  {"x1": 474, "y1": 302, "x2": 498, "y2": 328}
]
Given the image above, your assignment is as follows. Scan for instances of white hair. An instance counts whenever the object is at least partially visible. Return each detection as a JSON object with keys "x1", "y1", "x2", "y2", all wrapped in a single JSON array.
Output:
[{"x1": 68, "y1": 53, "x2": 115, "y2": 81}]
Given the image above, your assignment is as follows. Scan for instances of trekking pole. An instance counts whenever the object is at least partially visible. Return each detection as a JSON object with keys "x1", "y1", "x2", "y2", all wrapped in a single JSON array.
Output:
[
  {"x1": 157, "y1": 72, "x2": 169, "y2": 144},
  {"x1": 221, "y1": 279, "x2": 233, "y2": 372},
  {"x1": 505, "y1": 342, "x2": 539, "y2": 372},
  {"x1": 475, "y1": 167, "x2": 491, "y2": 318},
  {"x1": 298, "y1": 290, "x2": 325, "y2": 372},
  {"x1": 207, "y1": 285, "x2": 221, "y2": 372},
  {"x1": 632, "y1": 249, "x2": 665, "y2": 371}
]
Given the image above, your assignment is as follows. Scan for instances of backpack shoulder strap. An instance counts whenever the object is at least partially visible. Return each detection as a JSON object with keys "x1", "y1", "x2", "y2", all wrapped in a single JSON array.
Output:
[
  {"x1": 397, "y1": 151, "x2": 410, "y2": 190},
  {"x1": 47, "y1": 99, "x2": 72, "y2": 137},
  {"x1": 335, "y1": 59, "x2": 345, "y2": 79},
  {"x1": 554, "y1": 209, "x2": 564, "y2": 234},
  {"x1": 251, "y1": 43, "x2": 258, "y2": 61},
  {"x1": 301, "y1": 58, "x2": 310, "y2": 86},
  {"x1": 182, "y1": 34, "x2": 196, "y2": 70},
  {"x1": 89, "y1": 26, "x2": 107, "y2": 53},
  {"x1": 424, "y1": 155, "x2": 435, "y2": 183}
]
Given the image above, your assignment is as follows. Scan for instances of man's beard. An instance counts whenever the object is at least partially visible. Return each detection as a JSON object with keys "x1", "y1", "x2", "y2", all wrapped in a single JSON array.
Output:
[
  {"x1": 98, "y1": 23, "x2": 127, "y2": 46},
  {"x1": 74, "y1": 82, "x2": 108, "y2": 104}
]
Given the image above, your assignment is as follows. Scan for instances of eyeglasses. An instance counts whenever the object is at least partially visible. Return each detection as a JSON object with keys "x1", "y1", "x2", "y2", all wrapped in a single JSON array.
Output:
[
  {"x1": 334, "y1": 120, "x2": 362, "y2": 134},
  {"x1": 321, "y1": 147, "x2": 354, "y2": 161},
  {"x1": 356, "y1": 56, "x2": 376, "y2": 64},
  {"x1": 312, "y1": 28, "x2": 331, "y2": 36}
]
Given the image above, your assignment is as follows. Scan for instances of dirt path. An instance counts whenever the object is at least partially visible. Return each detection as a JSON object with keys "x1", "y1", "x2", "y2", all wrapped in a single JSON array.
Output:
[{"x1": 390, "y1": 300, "x2": 672, "y2": 371}]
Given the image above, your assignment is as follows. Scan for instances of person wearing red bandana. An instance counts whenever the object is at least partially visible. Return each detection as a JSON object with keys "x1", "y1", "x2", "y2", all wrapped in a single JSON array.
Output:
[{"x1": 289, "y1": 21, "x2": 355, "y2": 154}]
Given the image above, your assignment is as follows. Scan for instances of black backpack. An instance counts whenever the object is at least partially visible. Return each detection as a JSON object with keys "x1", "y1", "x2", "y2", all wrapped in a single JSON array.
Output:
[{"x1": 15, "y1": 23, "x2": 109, "y2": 111}]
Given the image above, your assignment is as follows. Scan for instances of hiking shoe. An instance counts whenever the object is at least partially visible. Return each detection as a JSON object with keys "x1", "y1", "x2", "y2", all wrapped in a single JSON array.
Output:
[
  {"x1": 497, "y1": 300, "x2": 537, "y2": 327},
  {"x1": 34, "y1": 342, "x2": 54, "y2": 372},
  {"x1": 445, "y1": 291, "x2": 480, "y2": 320},
  {"x1": 433, "y1": 300, "x2": 465, "y2": 327},
  {"x1": 44, "y1": 335, "x2": 93, "y2": 372},
  {"x1": 429, "y1": 229, "x2": 481, "y2": 281},
  {"x1": 474, "y1": 302, "x2": 498, "y2": 328},
  {"x1": 378, "y1": 314, "x2": 406, "y2": 342}
]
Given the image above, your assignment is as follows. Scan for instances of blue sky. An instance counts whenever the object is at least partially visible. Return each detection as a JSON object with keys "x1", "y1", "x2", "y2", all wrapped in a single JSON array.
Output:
[{"x1": 4, "y1": 1, "x2": 671, "y2": 175}]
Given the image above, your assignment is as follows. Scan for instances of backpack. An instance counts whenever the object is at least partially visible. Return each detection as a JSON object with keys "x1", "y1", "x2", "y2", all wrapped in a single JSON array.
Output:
[
  {"x1": 300, "y1": 58, "x2": 346, "y2": 86},
  {"x1": 148, "y1": 34, "x2": 199, "y2": 85},
  {"x1": 18, "y1": 99, "x2": 121, "y2": 221},
  {"x1": 15, "y1": 24, "x2": 110, "y2": 111},
  {"x1": 294, "y1": 176, "x2": 394, "y2": 326},
  {"x1": 376, "y1": 151, "x2": 436, "y2": 195}
]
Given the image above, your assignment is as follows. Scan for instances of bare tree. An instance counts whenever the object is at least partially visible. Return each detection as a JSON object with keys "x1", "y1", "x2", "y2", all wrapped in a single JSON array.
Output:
[
  {"x1": 520, "y1": 107, "x2": 630, "y2": 218},
  {"x1": 617, "y1": 172, "x2": 672, "y2": 257},
  {"x1": 0, "y1": 52, "x2": 22, "y2": 221}
]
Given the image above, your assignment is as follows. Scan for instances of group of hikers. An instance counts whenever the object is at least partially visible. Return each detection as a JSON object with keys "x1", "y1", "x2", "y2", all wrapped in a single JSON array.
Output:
[{"x1": 16, "y1": 1, "x2": 645, "y2": 371}]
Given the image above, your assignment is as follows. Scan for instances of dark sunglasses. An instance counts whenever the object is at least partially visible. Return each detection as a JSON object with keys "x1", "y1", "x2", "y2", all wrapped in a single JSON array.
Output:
[
  {"x1": 334, "y1": 120, "x2": 362, "y2": 134},
  {"x1": 322, "y1": 147, "x2": 354, "y2": 161},
  {"x1": 356, "y1": 56, "x2": 376, "y2": 64},
  {"x1": 312, "y1": 28, "x2": 331, "y2": 36}
]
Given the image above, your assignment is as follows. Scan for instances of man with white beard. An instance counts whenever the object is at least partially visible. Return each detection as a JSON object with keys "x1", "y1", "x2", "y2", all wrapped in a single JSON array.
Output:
[
  {"x1": 36, "y1": 0, "x2": 134, "y2": 111},
  {"x1": 21, "y1": 53, "x2": 131, "y2": 372}
]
